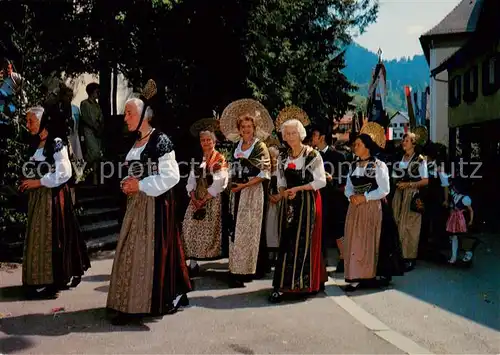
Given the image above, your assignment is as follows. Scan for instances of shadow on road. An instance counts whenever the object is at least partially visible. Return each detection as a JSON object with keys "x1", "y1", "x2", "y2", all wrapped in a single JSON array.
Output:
[
  {"x1": 350, "y1": 234, "x2": 500, "y2": 331},
  {"x1": 191, "y1": 288, "x2": 327, "y2": 309},
  {"x1": 0, "y1": 335, "x2": 36, "y2": 354},
  {"x1": 83, "y1": 274, "x2": 111, "y2": 282},
  {"x1": 0, "y1": 307, "x2": 151, "y2": 336},
  {"x1": 0, "y1": 286, "x2": 59, "y2": 303}
]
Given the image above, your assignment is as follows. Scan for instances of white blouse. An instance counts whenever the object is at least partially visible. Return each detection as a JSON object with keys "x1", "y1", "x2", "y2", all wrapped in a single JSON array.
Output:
[
  {"x1": 345, "y1": 160, "x2": 390, "y2": 201},
  {"x1": 30, "y1": 138, "x2": 72, "y2": 188},
  {"x1": 186, "y1": 160, "x2": 229, "y2": 197},
  {"x1": 392, "y1": 155, "x2": 429, "y2": 180},
  {"x1": 233, "y1": 138, "x2": 270, "y2": 180},
  {"x1": 276, "y1": 153, "x2": 327, "y2": 191},
  {"x1": 125, "y1": 144, "x2": 180, "y2": 197}
]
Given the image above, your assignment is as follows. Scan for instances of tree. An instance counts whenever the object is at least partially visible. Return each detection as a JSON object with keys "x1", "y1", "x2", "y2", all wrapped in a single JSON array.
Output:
[{"x1": 244, "y1": 0, "x2": 378, "y2": 125}]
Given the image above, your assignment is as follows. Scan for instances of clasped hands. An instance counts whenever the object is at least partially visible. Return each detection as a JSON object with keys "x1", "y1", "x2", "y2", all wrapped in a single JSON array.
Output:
[
  {"x1": 396, "y1": 182, "x2": 413, "y2": 189},
  {"x1": 349, "y1": 194, "x2": 367, "y2": 206},
  {"x1": 190, "y1": 192, "x2": 211, "y2": 210},
  {"x1": 279, "y1": 186, "x2": 300, "y2": 200},
  {"x1": 19, "y1": 179, "x2": 41, "y2": 192},
  {"x1": 121, "y1": 177, "x2": 140, "y2": 195}
]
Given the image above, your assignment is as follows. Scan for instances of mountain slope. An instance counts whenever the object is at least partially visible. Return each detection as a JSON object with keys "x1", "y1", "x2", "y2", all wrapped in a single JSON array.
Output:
[{"x1": 343, "y1": 43, "x2": 430, "y2": 114}]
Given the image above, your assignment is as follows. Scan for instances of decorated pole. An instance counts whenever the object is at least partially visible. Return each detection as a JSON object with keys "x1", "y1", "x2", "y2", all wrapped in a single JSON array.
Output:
[{"x1": 366, "y1": 48, "x2": 388, "y2": 128}]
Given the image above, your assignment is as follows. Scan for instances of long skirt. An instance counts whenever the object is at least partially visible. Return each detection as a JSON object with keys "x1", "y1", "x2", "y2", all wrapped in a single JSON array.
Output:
[
  {"x1": 229, "y1": 183, "x2": 266, "y2": 275},
  {"x1": 266, "y1": 201, "x2": 281, "y2": 249},
  {"x1": 344, "y1": 200, "x2": 382, "y2": 281},
  {"x1": 107, "y1": 191, "x2": 191, "y2": 315},
  {"x1": 273, "y1": 191, "x2": 325, "y2": 293},
  {"x1": 182, "y1": 195, "x2": 223, "y2": 260},
  {"x1": 392, "y1": 188, "x2": 422, "y2": 259},
  {"x1": 23, "y1": 185, "x2": 90, "y2": 286}
]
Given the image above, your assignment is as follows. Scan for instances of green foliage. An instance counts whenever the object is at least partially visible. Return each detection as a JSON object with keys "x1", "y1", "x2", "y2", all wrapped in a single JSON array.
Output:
[{"x1": 245, "y1": 0, "x2": 378, "y2": 124}]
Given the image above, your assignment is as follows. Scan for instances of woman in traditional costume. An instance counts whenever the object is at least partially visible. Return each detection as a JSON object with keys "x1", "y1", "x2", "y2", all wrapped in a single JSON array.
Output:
[
  {"x1": 269, "y1": 115, "x2": 327, "y2": 303},
  {"x1": 107, "y1": 80, "x2": 191, "y2": 325},
  {"x1": 220, "y1": 99, "x2": 273, "y2": 288},
  {"x1": 20, "y1": 106, "x2": 90, "y2": 298},
  {"x1": 182, "y1": 119, "x2": 229, "y2": 275},
  {"x1": 343, "y1": 128, "x2": 393, "y2": 291},
  {"x1": 391, "y1": 130, "x2": 429, "y2": 271}
]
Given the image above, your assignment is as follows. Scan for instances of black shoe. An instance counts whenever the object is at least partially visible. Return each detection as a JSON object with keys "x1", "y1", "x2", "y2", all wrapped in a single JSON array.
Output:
[
  {"x1": 404, "y1": 260, "x2": 416, "y2": 272},
  {"x1": 166, "y1": 294, "x2": 189, "y2": 315},
  {"x1": 341, "y1": 284, "x2": 358, "y2": 292},
  {"x1": 69, "y1": 276, "x2": 82, "y2": 288},
  {"x1": 268, "y1": 291, "x2": 282, "y2": 303},
  {"x1": 228, "y1": 278, "x2": 245, "y2": 288},
  {"x1": 188, "y1": 265, "x2": 200, "y2": 278}
]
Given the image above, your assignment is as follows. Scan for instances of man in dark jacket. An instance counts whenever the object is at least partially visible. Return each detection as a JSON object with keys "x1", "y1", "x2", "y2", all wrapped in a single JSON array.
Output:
[{"x1": 311, "y1": 125, "x2": 349, "y2": 273}]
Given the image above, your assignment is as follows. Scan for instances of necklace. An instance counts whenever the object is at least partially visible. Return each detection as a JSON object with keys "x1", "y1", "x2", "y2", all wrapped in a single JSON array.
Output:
[
  {"x1": 290, "y1": 145, "x2": 305, "y2": 159},
  {"x1": 137, "y1": 128, "x2": 153, "y2": 142}
]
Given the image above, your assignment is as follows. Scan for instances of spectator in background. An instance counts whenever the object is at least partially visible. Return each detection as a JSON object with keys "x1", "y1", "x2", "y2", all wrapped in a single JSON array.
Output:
[{"x1": 80, "y1": 82, "x2": 103, "y2": 184}]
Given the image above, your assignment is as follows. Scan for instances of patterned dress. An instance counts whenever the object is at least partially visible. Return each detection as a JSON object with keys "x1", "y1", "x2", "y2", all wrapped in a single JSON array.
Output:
[
  {"x1": 227, "y1": 139, "x2": 270, "y2": 277},
  {"x1": 182, "y1": 150, "x2": 228, "y2": 260}
]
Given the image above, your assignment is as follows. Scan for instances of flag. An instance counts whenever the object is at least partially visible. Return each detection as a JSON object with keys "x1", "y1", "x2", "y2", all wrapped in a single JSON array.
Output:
[{"x1": 386, "y1": 127, "x2": 393, "y2": 141}]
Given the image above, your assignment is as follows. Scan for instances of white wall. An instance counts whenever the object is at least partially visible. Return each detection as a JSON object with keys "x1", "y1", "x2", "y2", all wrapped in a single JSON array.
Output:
[
  {"x1": 390, "y1": 113, "x2": 409, "y2": 140},
  {"x1": 65, "y1": 72, "x2": 133, "y2": 114},
  {"x1": 429, "y1": 45, "x2": 463, "y2": 146}
]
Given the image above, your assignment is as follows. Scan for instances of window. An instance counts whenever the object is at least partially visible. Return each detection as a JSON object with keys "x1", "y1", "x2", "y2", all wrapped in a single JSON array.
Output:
[
  {"x1": 489, "y1": 57, "x2": 495, "y2": 85},
  {"x1": 463, "y1": 66, "x2": 478, "y2": 104},
  {"x1": 482, "y1": 53, "x2": 500, "y2": 96},
  {"x1": 449, "y1": 75, "x2": 461, "y2": 107}
]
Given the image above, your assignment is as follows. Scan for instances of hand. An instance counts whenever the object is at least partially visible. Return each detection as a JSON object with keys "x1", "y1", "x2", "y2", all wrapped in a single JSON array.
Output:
[
  {"x1": 121, "y1": 177, "x2": 140, "y2": 195},
  {"x1": 285, "y1": 187, "x2": 299, "y2": 200},
  {"x1": 326, "y1": 173, "x2": 333, "y2": 182},
  {"x1": 280, "y1": 189, "x2": 288, "y2": 200},
  {"x1": 349, "y1": 194, "x2": 366, "y2": 205},
  {"x1": 269, "y1": 194, "x2": 281, "y2": 204},
  {"x1": 442, "y1": 201, "x2": 449, "y2": 208},
  {"x1": 19, "y1": 179, "x2": 41, "y2": 192},
  {"x1": 396, "y1": 182, "x2": 408, "y2": 189},
  {"x1": 468, "y1": 220, "x2": 473, "y2": 227},
  {"x1": 231, "y1": 183, "x2": 247, "y2": 193}
]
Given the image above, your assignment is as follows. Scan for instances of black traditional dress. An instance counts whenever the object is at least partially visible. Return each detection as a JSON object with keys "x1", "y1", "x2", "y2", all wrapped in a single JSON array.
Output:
[
  {"x1": 318, "y1": 146, "x2": 349, "y2": 249},
  {"x1": 273, "y1": 147, "x2": 327, "y2": 293},
  {"x1": 107, "y1": 129, "x2": 191, "y2": 316},
  {"x1": 22, "y1": 138, "x2": 90, "y2": 289}
]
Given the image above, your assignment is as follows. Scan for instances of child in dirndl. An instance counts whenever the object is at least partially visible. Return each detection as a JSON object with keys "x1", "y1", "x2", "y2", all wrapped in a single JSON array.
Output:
[{"x1": 446, "y1": 183, "x2": 474, "y2": 264}]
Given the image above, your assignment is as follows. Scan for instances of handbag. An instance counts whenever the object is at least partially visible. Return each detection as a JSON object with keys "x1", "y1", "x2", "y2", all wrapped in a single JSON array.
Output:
[{"x1": 410, "y1": 192, "x2": 425, "y2": 214}]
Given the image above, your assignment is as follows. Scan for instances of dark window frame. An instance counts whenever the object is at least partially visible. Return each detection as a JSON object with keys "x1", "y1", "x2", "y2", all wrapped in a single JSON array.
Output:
[
  {"x1": 463, "y1": 65, "x2": 478, "y2": 103},
  {"x1": 449, "y1": 75, "x2": 462, "y2": 107},
  {"x1": 482, "y1": 53, "x2": 500, "y2": 96}
]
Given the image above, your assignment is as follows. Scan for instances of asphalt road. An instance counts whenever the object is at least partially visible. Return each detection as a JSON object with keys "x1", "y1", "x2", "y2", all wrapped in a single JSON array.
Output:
[{"x1": 0, "y1": 235, "x2": 498, "y2": 354}]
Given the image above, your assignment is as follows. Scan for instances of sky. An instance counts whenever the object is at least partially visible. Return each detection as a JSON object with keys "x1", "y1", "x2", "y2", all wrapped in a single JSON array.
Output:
[{"x1": 355, "y1": 0, "x2": 462, "y2": 59}]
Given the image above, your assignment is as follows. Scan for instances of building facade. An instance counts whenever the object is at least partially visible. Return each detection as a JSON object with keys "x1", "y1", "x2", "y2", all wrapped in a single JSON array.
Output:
[
  {"x1": 419, "y1": 0, "x2": 483, "y2": 146},
  {"x1": 389, "y1": 111, "x2": 409, "y2": 140}
]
